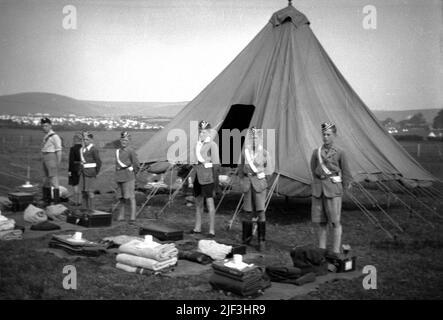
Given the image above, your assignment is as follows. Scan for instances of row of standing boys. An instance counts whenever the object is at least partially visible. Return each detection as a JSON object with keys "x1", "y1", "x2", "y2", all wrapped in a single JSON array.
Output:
[
  {"x1": 40, "y1": 118, "x2": 139, "y2": 222},
  {"x1": 188, "y1": 120, "x2": 352, "y2": 254}
]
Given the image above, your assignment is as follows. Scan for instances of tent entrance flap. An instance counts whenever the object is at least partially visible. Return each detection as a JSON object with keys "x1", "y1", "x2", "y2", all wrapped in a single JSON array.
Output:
[{"x1": 217, "y1": 104, "x2": 255, "y2": 168}]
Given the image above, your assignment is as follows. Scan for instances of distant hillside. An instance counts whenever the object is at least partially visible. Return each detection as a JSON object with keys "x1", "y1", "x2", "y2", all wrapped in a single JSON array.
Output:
[
  {"x1": 0, "y1": 92, "x2": 187, "y2": 117},
  {"x1": 84, "y1": 100, "x2": 187, "y2": 117},
  {"x1": 0, "y1": 92, "x2": 103, "y2": 116},
  {"x1": 372, "y1": 108, "x2": 441, "y2": 123}
]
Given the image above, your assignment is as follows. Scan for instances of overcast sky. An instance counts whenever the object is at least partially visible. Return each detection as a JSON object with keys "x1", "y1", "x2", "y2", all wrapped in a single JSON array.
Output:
[{"x1": 0, "y1": 0, "x2": 441, "y2": 110}]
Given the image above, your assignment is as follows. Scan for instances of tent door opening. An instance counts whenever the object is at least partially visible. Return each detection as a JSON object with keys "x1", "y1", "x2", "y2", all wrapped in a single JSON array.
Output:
[{"x1": 217, "y1": 104, "x2": 255, "y2": 168}]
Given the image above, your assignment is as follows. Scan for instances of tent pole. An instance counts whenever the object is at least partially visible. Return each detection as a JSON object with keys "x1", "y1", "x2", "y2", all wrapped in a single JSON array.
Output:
[
  {"x1": 156, "y1": 168, "x2": 194, "y2": 218},
  {"x1": 355, "y1": 182, "x2": 404, "y2": 232},
  {"x1": 215, "y1": 168, "x2": 239, "y2": 214},
  {"x1": 376, "y1": 180, "x2": 435, "y2": 228},
  {"x1": 264, "y1": 174, "x2": 280, "y2": 212},
  {"x1": 227, "y1": 193, "x2": 244, "y2": 230}
]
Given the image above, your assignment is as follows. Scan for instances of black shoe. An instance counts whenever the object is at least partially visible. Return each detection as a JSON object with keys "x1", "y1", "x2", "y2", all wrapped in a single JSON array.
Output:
[{"x1": 206, "y1": 233, "x2": 215, "y2": 239}]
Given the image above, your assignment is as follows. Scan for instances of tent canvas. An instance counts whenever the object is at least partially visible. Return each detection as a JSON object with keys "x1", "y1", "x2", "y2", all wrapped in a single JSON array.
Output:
[{"x1": 137, "y1": 4, "x2": 436, "y2": 197}]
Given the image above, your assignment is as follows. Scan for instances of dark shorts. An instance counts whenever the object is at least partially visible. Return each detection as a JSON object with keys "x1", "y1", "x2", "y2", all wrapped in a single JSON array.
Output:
[{"x1": 193, "y1": 178, "x2": 214, "y2": 198}]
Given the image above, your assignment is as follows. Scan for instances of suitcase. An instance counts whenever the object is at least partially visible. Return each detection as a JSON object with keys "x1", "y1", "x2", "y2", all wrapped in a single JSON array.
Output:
[
  {"x1": 325, "y1": 254, "x2": 357, "y2": 273},
  {"x1": 225, "y1": 243, "x2": 247, "y2": 258},
  {"x1": 8, "y1": 192, "x2": 35, "y2": 212},
  {"x1": 139, "y1": 222, "x2": 183, "y2": 241},
  {"x1": 66, "y1": 209, "x2": 112, "y2": 228}
]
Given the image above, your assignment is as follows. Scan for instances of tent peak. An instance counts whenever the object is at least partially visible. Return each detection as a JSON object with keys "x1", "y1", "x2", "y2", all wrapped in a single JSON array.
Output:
[{"x1": 270, "y1": 4, "x2": 310, "y2": 28}]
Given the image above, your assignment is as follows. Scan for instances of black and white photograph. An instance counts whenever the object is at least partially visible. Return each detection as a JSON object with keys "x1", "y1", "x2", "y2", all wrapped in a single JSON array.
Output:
[{"x1": 0, "y1": 0, "x2": 442, "y2": 304}]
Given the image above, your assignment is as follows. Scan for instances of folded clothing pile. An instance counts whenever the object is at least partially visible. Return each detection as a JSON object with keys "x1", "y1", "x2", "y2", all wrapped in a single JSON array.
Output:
[
  {"x1": 209, "y1": 259, "x2": 271, "y2": 297},
  {"x1": 49, "y1": 234, "x2": 108, "y2": 257},
  {"x1": 198, "y1": 240, "x2": 232, "y2": 261},
  {"x1": 289, "y1": 246, "x2": 328, "y2": 276},
  {"x1": 0, "y1": 212, "x2": 23, "y2": 241},
  {"x1": 24, "y1": 204, "x2": 48, "y2": 224},
  {"x1": 101, "y1": 235, "x2": 146, "y2": 248},
  {"x1": 116, "y1": 239, "x2": 178, "y2": 274}
]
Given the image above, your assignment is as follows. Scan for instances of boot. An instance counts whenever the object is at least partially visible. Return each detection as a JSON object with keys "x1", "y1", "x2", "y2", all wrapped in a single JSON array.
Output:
[
  {"x1": 242, "y1": 220, "x2": 253, "y2": 244},
  {"x1": 42, "y1": 187, "x2": 51, "y2": 205},
  {"x1": 52, "y1": 188, "x2": 60, "y2": 204},
  {"x1": 257, "y1": 221, "x2": 266, "y2": 252}
]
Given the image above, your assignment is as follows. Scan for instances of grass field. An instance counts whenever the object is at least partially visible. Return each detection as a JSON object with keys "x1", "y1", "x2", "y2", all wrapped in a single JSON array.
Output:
[{"x1": 0, "y1": 128, "x2": 442, "y2": 300}]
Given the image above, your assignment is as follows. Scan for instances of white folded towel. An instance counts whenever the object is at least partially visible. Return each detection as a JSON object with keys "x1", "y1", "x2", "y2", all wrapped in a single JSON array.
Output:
[
  {"x1": 119, "y1": 239, "x2": 178, "y2": 261},
  {"x1": 116, "y1": 253, "x2": 177, "y2": 271},
  {"x1": 198, "y1": 240, "x2": 232, "y2": 261},
  {"x1": 0, "y1": 219, "x2": 15, "y2": 231}
]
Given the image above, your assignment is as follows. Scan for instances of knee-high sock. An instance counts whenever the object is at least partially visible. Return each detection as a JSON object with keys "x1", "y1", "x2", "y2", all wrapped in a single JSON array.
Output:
[
  {"x1": 129, "y1": 197, "x2": 136, "y2": 220},
  {"x1": 206, "y1": 197, "x2": 215, "y2": 235},
  {"x1": 331, "y1": 223, "x2": 342, "y2": 254},
  {"x1": 194, "y1": 196, "x2": 203, "y2": 232},
  {"x1": 88, "y1": 193, "x2": 95, "y2": 210},
  {"x1": 317, "y1": 223, "x2": 328, "y2": 250},
  {"x1": 82, "y1": 192, "x2": 88, "y2": 209},
  {"x1": 118, "y1": 199, "x2": 126, "y2": 220}
]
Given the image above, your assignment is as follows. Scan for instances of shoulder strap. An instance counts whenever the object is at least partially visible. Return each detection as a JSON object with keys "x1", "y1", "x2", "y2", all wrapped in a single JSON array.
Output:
[
  {"x1": 44, "y1": 133, "x2": 55, "y2": 143},
  {"x1": 318, "y1": 146, "x2": 332, "y2": 175},
  {"x1": 116, "y1": 149, "x2": 128, "y2": 168}
]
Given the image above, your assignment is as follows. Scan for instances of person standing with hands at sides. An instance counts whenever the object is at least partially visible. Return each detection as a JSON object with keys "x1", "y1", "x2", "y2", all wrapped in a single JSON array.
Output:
[
  {"x1": 40, "y1": 118, "x2": 62, "y2": 204},
  {"x1": 310, "y1": 122, "x2": 352, "y2": 256},
  {"x1": 68, "y1": 132, "x2": 83, "y2": 206},
  {"x1": 239, "y1": 127, "x2": 273, "y2": 251},
  {"x1": 115, "y1": 131, "x2": 140, "y2": 223},
  {"x1": 79, "y1": 131, "x2": 101, "y2": 210},
  {"x1": 188, "y1": 121, "x2": 220, "y2": 238}
]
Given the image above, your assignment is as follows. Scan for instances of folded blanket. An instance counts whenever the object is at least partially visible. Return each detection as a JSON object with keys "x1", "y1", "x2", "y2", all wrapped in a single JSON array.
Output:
[
  {"x1": 209, "y1": 273, "x2": 271, "y2": 297},
  {"x1": 198, "y1": 240, "x2": 232, "y2": 261},
  {"x1": 24, "y1": 204, "x2": 47, "y2": 224},
  {"x1": 102, "y1": 235, "x2": 145, "y2": 247},
  {"x1": 178, "y1": 250, "x2": 213, "y2": 265},
  {"x1": 0, "y1": 219, "x2": 15, "y2": 231},
  {"x1": 0, "y1": 213, "x2": 9, "y2": 222},
  {"x1": 213, "y1": 263, "x2": 265, "y2": 282},
  {"x1": 45, "y1": 204, "x2": 68, "y2": 220},
  {"x1": 115, "y1": 263, "x2": 161, "y2": 276},
  {"x1": 0, "y1": 229, "x2": 23, "y2": 241},
  {"x1": 119, "y1": 239, "x2": 178, "y2": 261},
  {"x1": 116, "y1": 253, "x2": 177, "y2": 271}
]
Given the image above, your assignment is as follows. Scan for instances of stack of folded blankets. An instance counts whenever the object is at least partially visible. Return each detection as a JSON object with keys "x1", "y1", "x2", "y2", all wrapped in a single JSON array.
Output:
[
  {"x1": 49, "y1": 234, "x2": 108, "y2": 257},
  {"x1": 0, "y1": 212, "x2": 23, "y2": 241},
  {"x1": 116, "y1": 239, "x2": 178, "y2": 275},
  {"x1": 209, "y1": 259, "x2": 271, "y2": 297}
]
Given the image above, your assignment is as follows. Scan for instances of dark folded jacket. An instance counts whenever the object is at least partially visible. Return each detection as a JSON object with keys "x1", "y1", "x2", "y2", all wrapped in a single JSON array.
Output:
[
  {"x1": 209, "y1": 273, "x2": 271, "y2": 297},
  {"x1": 265, "y1": 266, "x2": 303, "y2": 284},
  {"x1": 49, "y1": 234, "x2": 107, "y2": 257},
  {"x1": 211, "y1": 261, "x2": 263, "y2": 279},
  {"x1": 178, "y1": 250, "x2": 213, "y2": 265},
  {"x1": 31, "y1": 221, "x2": 61, "y2": 231},
  {"x1": 290, "y1": 246, "x2": 328, "y2": 275}
]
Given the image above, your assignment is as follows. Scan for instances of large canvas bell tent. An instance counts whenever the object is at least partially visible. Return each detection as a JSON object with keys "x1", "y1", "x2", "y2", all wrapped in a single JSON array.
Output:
[{"x1": 137, "y1": 4, "x2": 436, "y2": 197}]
